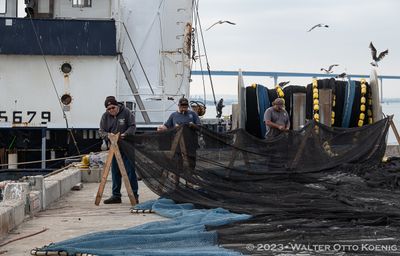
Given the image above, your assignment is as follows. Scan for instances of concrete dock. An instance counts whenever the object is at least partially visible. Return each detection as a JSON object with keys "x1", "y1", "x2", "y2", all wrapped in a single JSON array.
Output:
[{"x1": 0, "y1": 174, "x2": 164, "y2": 255}]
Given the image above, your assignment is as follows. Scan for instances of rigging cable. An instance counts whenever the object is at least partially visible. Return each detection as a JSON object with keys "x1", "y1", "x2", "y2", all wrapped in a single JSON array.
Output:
[
  {"x1": 122, "y1": 22, "x2": 155, "y2": 95},
  {"x1": 157, "y1": 0, "x2": 189, "y2": 109},
  {"x1": 26, "y1": 13, "x2": 80, "y2": 155},
  {"x1": 158, "y1": 0, "x2": 167, "y2": 93},
  {"x1": 194, "y1": 0, "x2": 218, "y2": 110},
  {"x1": 193, "y1": 0, "x2": 207, "y2": 104}
]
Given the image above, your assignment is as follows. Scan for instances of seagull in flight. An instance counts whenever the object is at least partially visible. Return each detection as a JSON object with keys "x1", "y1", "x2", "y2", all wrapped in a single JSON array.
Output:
[
  {"x1": 278, "y1": 81, "x2": 290, "y2": 88},
  {"x1": 206, "y1": 20, "x2": 236, "y2": 31},
  {"x1": 321, "y1": 64, "x2": 339, "y2": 74},
  {"x1": 369, "y1": 42, "x2": 388, "y2": 67},
  {"x1": 307, "y1": 23, "x2": 329, "y2": 32}
]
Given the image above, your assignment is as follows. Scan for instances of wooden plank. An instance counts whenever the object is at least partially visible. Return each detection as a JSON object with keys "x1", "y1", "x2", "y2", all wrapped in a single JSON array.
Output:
[
  {"x1": 319, "y1": 89, "x2": 332, "y2": 127},
  {"x1": 225, "y1": 149, "x2": 239, "y2": 178},
  {"x1": 94, "y1": 142, "x2": 115, "y2": 206},
  {"x1": 289, "y1": 127, "x2": 311, "y2": 170},
  {"x1": 242, "y1": 151, "x2": 251, "y2": 172},
  {"x1": 179, "y1": 133, "x2": 190, "y2": 167},
  {"x1": 292, "y1": 93, "x2": 306, "y2": 130},
  {"x1": 169, "y1": 128, "x2": 183, "y2": 159},
  {"x1": 114, "y1": 142, "x2": 137, "y2": 205},
  {"x1": 95, "y1": 133, "x2": 136, "y2": 206},
  {"x1": 390, "y1": 119, "x2": 400, "y2": 145},
  {"x1": 228, "y1": 149, "x2": 239, "y2": 168}
]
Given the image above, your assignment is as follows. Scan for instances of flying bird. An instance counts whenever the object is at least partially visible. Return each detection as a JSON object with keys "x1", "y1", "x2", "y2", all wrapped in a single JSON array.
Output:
[
  {"x1": 369, "y1": 42, "x2": 388, "y2": 67},
  {"x1": 206, "y1": 20, "x2": 236, "y2": 31},
  {"x1": 335, "y1": 72, "x2": 347, "y2": 79},
  {"x1": 278, "y1": 81, "x2": 290, "y2": 88},
  {"x1": 307, "y1": 23, "x2": 329, "y2": 32},
  {"x1": 321, "y1": 64, "x2": 339, "y2": 74}
]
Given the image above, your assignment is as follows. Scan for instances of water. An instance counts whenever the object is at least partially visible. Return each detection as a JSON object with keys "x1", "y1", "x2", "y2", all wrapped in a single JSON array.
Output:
[{"x1": 203, "y1": 103, "x2": 400, "y2": 145}]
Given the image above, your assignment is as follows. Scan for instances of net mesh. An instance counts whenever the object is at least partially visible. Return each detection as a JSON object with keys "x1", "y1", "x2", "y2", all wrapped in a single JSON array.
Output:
[
  {"x1": 118, "y1": 118, "x2": 400, "y2": 255},
  {"x1": 120, "y1": 118, "x2": 388, "y2": 208}
]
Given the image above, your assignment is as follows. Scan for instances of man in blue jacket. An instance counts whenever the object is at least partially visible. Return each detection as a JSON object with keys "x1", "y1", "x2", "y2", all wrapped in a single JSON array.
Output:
[
  {"x1": 158, "y1": 97, "x2": 201, "y2": 170},
  {"x1": 99, "y1": 96, "x2": 139, "y2": 204},
  {"x1": 157, "y1": 97, "x2": 201, "y2": 130}
]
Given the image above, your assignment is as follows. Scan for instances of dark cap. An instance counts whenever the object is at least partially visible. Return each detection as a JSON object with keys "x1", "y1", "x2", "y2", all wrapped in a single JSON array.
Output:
[
  {"x1": 104, "y1": 96, "x2": 118, "y2": 108},
  {"x1": 178, "y1": 97, "x2": 189, "y2": 106}
]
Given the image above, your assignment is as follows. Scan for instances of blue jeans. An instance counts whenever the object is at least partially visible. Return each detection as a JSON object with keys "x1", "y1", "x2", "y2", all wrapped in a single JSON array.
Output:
[{"x1": 111, "y1": 152, "x2": 138, "y2": 198}]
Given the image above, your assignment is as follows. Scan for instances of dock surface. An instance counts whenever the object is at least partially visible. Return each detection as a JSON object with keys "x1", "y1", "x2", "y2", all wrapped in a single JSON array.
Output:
[{"x1": 0, "y1": 180, "x2": 164, "y2": 255}]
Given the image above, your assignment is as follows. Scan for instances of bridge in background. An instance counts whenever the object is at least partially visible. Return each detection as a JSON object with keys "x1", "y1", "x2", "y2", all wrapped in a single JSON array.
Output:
[{"x1": 191, "y1": 70, "x2": 400, "y2": 102}]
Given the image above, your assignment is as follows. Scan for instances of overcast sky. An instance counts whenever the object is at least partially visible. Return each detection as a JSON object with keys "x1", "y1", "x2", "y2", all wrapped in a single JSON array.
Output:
[{"x1": 190, "y1": 0, "x2": 400, "y2": 98}]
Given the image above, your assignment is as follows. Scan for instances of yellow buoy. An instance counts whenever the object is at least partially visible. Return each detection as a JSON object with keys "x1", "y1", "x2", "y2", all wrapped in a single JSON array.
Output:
[
  {"x1": 359, "y1": 113, "x2": 365, "y2": 120},
  {"x1": 361, "y1": 87, "x2": 367, "y2": 95},
  {"x1": 360, "y1": 104, "x2": 366, "y2": 112},
  {"x1": 313, "y1": 92, "x2": 319, "y2": 99},
  {"x1": 313, "y1": 99, "x2": 319, "y2": 105},
  {"x1": 313, "y1": 105, "x2": 319, "y2": 111},
  {"x1": 361, "y1": 97, "x2": 366, "y2": 104},
  {"x1": 358, "y1": 120, "x2": 364, "y2": 127},
  {"x1": 314, "y1": 113, "x2": 319, "y2": 120},
  {"x1": 331, "y1": 111, "x2": 335, "y2": 118},
  {"x1": 81, "y1": 155, "x2": 90, "y2": 167}
]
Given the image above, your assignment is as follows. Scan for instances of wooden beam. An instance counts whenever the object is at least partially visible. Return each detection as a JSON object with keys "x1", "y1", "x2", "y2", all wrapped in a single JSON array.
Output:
[
  {"x1": 94, "y1": 139, "x2": 115, "y2": 206},
  {"x1": 95, "y1": 133, "x2": 137, "y2": 206},
  {"x1": 390, "y1": 118, "x2": 400, "y2": 145}
]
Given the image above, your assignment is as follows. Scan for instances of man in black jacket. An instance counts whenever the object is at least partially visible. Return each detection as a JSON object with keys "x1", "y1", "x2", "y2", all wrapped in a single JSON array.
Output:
[{"x1": 99, "y1": 96, "x2": 138, "y2": 204}]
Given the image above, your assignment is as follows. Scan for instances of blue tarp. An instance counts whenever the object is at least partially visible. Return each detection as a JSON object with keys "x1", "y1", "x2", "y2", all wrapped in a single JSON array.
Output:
[
  {"x1": 256, "y1": 84, "x2": 271, "y2": 138},
  {"x1": 40, "y1": 198, "x2": 251, "y2": 256},
  {"x1": 341, "y1": 79, "x2": 356, "y2": 128}
]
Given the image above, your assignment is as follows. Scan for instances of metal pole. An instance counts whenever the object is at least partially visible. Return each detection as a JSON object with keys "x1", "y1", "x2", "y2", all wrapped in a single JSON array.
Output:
[
  {"x1": 273, "y1": 75, "x2": 278, "y2": 85},
  {"x1": 41, "y1": 128, "x2": 46, "y2": 169}
]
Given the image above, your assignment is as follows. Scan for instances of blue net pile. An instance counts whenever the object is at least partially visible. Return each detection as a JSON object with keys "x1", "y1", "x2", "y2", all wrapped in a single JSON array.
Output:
[{"x1": 33, "y1": 199, "x2": 250, "y2": 256}]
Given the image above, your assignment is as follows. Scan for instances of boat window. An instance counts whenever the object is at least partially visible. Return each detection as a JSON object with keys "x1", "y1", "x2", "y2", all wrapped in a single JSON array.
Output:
[
  {"x1": 0, "y1": 0, "x2": 6, "y2": 13},
  {"x1": 61, "y1": 63, "x2": 72, "y2": 74},
  {"x1": 72, "y1": 0, "x2": 91, "y2": 8}
]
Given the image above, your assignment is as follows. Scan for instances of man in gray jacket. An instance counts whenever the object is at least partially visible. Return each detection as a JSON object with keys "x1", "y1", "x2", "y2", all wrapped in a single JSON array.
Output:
[{"x1": 99, "y1": 96, "x2": 138, "y2": 204}]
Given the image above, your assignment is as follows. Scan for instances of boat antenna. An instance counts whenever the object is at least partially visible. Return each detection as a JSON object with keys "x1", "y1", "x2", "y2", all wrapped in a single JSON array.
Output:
[
  {"x1": 194, "y1": 0, "x2": 218, "y2": 111},
  {"x1": 25, "y1": 14, "x2": 80, "y2": 155}
]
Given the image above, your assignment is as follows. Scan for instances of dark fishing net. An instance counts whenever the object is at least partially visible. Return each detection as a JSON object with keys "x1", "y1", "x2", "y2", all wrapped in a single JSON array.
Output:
[{"x1": 119, "y1": 117, "x2": 400, "y2": 255}]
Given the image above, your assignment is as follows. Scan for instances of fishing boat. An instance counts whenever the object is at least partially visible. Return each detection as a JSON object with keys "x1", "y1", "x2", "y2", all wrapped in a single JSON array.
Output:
[
  {"x1": 1, "y1": 0, "x2": 399, "y2": 172},
  {"x1": 0, "y1": 0, "x2": 194, "y2": 169},
  {"x1": 2, "y1": 1, "x2": 400, "y2": 255}
]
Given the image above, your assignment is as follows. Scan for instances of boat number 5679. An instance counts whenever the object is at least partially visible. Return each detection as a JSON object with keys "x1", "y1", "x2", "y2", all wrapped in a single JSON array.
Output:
[{"x1": 0, "y1": 111, "x2": 51, "y2": 124}]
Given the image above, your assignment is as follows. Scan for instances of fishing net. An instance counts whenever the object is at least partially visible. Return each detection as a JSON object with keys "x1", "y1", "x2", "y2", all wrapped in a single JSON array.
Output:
[
  {"x1": 122, "y1": 117, "x2": 389, "y2": 210},
  {"x1": 117, "y1": 117, "x2": 400, "y2": 255}
]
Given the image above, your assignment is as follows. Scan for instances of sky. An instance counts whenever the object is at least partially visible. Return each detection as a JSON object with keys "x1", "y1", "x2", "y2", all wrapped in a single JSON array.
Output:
[{"x1": 190, "y1": 0, "x2": 400, "y2": 99}]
